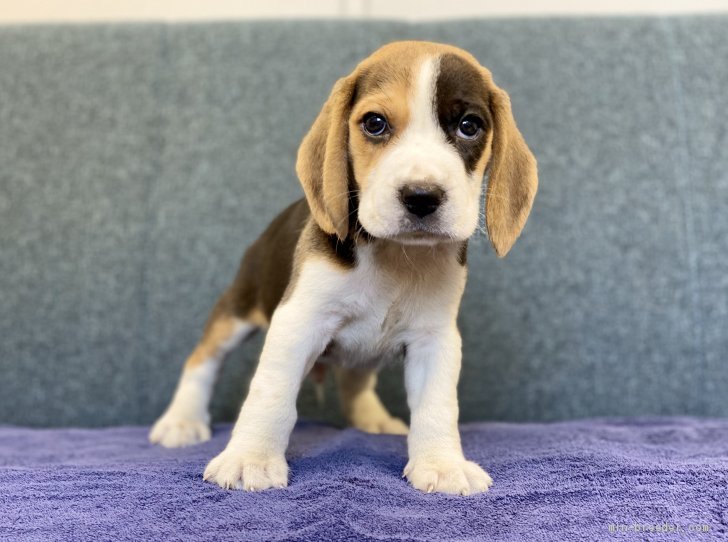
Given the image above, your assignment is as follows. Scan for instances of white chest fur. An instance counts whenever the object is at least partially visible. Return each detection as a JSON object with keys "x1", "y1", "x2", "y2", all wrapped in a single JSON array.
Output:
[{"x1": 288, "y1": 242, "x2": 467, "y2": 370}]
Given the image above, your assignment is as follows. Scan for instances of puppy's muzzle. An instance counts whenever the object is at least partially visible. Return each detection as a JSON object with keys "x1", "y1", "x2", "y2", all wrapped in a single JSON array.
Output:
[{"x1": 399, "y1": 184, "x2": 446, "y2": 218}]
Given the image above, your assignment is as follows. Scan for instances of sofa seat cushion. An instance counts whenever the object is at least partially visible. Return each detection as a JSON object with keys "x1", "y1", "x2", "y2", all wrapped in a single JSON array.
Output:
[{"x1": 1, "y1": 418, "x2": 727, "y2": 541}]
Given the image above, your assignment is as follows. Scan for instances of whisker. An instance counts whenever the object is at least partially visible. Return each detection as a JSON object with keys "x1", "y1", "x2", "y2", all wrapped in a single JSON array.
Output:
[{"x1": 401, "y1": 246, "x2": 414, "y2": 268}]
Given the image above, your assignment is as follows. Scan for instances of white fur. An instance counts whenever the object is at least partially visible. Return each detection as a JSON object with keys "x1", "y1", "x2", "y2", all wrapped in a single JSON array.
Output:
[
  {"x1": 358, "y1": 55, "x2": 484, "y2": 244},
  {"x1": 204, "y1": 259, "x2": 350, "y2": 490},
  {"x1": 149, "y1": 320, "x2": 253, "y2": 448},
  {"x1": 403, "y1": 326, "x2": 492, "y2": 494},
  {"x1": 203, "y1": 243, "x2": 492, "y2": 494}
]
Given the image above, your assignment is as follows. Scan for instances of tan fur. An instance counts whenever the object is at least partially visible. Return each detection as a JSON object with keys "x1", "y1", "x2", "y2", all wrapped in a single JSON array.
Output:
[
  {"x1": 349, "y1": 83, "x2": 411, "y2": 195},
  {"x1": 334, "y1": 366, "x2": 408, "y2": 435},
  {"x1": 246, "y1": 308, "x2": 270, "y2": 329},
  {"x1": 335, "y1": 366, "x2": 377, "y2": 420},
  {"x1": 481, "y1": 73, "x2": 538, "y2": 257},
  {"x1": 296, "y1": 77, "x2": 357, "y2": 240},
  {"x1": 185, "y1": 315, "x2": 243, "y2": 369},
  {"x1": 370, "y1": 238, "x2": 463, "y2": 284},
  {"x1": 347, "y1": 49, "x2": 425, "y2": 191}
]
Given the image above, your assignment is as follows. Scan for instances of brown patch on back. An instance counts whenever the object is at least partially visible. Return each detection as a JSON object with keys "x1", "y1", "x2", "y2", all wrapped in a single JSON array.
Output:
[
  {"x1": 278, "y1": 215, "x2": 361, "y2": 306},
  {"x1": 222, "y1": 199, "x2": 310, "y2": 321},
  {"x1": 217, "y1": 198, "x2": 362, "y2": 324}
]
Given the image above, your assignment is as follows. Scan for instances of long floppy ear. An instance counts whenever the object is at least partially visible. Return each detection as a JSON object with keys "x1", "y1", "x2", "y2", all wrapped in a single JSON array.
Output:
[
  {"x1": 296, "y1": 75, "x2": 357, "y2": 240},
  {"x1": 484, "y1": 76, "x2": 538, "y2": 257}
]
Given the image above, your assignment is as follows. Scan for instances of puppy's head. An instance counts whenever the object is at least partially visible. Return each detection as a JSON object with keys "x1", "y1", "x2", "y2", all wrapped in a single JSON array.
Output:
[{"x1": 296, "y1": 41, "x2": 537, "y2": 257}]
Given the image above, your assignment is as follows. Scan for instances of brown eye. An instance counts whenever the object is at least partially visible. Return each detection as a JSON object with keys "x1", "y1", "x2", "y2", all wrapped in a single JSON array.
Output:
[
  {"x1": 362, "y1": 113, "x2": 389, "y2": 137},
  {"x1": 456, "y1": 114, "x2": 483, "y2": 139}
]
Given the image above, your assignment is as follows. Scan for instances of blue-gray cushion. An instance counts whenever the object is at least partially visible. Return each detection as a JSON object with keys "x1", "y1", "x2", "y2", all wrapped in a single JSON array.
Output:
[{"x1": 1, "y1": 17, "x2": 727, "y2": 426}]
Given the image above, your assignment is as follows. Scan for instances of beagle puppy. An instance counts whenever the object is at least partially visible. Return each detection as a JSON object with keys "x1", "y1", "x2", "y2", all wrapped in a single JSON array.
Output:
[{"x1": 150, "y1": 41, "x2": 537, "y2": 495}]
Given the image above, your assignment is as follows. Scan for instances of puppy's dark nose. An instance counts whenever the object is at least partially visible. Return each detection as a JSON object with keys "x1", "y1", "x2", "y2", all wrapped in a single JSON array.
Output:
[{"x1": 399, "y1": 185, "x2": 445, "y2": 218}]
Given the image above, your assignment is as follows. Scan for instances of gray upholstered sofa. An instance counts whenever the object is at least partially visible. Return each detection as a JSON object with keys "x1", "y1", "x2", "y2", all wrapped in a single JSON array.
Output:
[{"x1": 2, "y1": 17, "x2": 727, "y2": 541}]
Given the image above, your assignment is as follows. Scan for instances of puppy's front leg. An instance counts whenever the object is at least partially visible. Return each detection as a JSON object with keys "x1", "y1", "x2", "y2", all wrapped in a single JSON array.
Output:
[
  {"x1": 404, "y1": 326, "x2": 493, "y2": 495},
  {"x1": 204, "y1": 301, "x2": 338, "y2": 491}
]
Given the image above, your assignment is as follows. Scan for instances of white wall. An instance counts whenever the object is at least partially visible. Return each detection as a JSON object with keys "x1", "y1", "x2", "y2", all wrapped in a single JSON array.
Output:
[{"x1": 1, "y1": 0, "x2": 727, "y2": 24}]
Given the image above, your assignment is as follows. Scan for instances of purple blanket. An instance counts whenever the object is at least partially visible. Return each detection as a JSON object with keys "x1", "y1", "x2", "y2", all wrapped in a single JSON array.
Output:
[{"x1": 1, "y1": 418, "x2": 727, "y2": 541}]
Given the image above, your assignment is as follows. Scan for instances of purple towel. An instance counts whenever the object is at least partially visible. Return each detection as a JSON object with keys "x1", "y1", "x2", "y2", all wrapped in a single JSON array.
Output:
[{"x1": 1, "y1": 418, "x2": 727, "y2": 541}]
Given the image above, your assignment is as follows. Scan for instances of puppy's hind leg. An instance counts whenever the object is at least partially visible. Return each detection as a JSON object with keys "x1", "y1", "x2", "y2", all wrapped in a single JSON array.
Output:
[
  {"x1": 335, "y1": 367, "x2": 408, "y2": 435},
  {"x1": 149, "y1": 302, "x2": 261, "y2": 448}
]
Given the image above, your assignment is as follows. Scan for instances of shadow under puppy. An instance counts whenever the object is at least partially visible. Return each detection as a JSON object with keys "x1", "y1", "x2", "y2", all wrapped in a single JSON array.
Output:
[{"x1": 150, "y1": 41, "x2": 538, "y2": 495}]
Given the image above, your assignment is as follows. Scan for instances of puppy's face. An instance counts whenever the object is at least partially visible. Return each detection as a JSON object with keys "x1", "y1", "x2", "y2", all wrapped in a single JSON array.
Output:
[
  {"x1": 351, "y1": 52, "x2": 492, "y2": 245},
  {"x1": 297, "y1": 42, "x2": 537, "y2": 257}
]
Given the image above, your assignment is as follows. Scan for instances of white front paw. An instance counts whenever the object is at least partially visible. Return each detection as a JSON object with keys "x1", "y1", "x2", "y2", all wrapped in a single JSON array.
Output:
[
  {"x1": 404, "y1": 456, "x2": 493, "y2": 495},
  {"x1": 203, "y1": 447, "x2": 288, "y2": 491},
  {"x1": 149, "y1": 413, "x2": 211, "y2": 448}
]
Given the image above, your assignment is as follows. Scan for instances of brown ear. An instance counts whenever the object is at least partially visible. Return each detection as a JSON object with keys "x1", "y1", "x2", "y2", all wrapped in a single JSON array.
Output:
[
  {"x1": 296, "y1": 76, "x2": 356, "y2": 240},
  {"x1": 484, "y1": 78, "x2": 538, "y2": 257}
]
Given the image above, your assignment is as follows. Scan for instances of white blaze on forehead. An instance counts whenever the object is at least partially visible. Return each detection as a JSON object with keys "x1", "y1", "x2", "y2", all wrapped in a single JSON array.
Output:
[
  {"x1": 378, "y1": 54, "x2": 457, "y2": 185},
  {"x1": 408, "y1": 55, "x2": 442, "y2": 143}
]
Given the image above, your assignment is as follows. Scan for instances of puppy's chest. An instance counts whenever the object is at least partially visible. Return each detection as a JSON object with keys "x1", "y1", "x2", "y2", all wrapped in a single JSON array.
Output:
[
  {"x1": 320, "y1": 256, "x2": 457, "y2": 367},
  {"x1": 323, "y1": 284, "x2": 414, "y2": 368},
  {"x1": 304, "y1": 243, "x2": 465, "y2": 368}
]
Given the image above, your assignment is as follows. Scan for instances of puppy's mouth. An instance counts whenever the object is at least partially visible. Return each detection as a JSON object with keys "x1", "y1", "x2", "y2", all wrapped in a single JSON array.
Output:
[{"x1": 388, "y1": 227, "x2": 454, "y2": 246}]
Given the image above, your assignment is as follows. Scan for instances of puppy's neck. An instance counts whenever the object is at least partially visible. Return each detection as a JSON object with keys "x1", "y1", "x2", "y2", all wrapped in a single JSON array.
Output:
[{"x1": 358, "y1": 237, "x2": 464, "y2": 276}]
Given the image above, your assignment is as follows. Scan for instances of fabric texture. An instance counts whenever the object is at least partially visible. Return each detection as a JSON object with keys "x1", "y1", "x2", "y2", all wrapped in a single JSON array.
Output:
[
  {"x1": 1, "y1": 17, "x2": 728, "y2": 427},
  {"x1": 1, "y1": 418, "x2": 727, "y2": 541}
]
